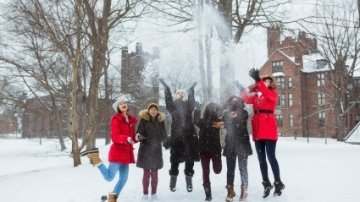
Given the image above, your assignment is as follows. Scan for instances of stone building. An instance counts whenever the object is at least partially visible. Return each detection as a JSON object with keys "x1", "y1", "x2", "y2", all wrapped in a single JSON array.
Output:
[{"x1": 260, "y1": 27, "x2": 360, "y2": 138}]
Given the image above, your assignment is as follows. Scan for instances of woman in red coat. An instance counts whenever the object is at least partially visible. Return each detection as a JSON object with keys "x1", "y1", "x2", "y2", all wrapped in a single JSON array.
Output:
[
  {"x1": 82, "y1": 96, "x2": 138, "y2": 202},
  {"x1": 241, "y1": 68, "x2": 285, "y2": 198}
]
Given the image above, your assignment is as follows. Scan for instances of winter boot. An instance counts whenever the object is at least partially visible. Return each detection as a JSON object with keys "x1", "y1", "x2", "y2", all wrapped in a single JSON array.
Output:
[
  {"x1": 273, "y1": 181, "x2": 285, "y2": 196},
  {"x1": 80, "y1": 147, "x2": 99, "y2": 156},
  {"x1": 225, "y1": 184, "x2": 236, "y2": 202},
  {"x1": 185, "y1": 175, "x2": 193, "y2": 192},
  {"x1": 88, "y1": 152, "x2": 102, "y2": 166},
  {"x1": 239, "y1": 185, "x2": 248, "y2": 201},
  {"x1": 203, "y1": 183, "x2": 212, "y2": 201},
  {"x1": 169, "y1": 175, "x2": 177, "y2": 192},
  {"x1": 262, "y1": 180, "x2": 273, "y2": 198},
  {"x1": 108, "y1": 193, "x2": 117, "y2": 202}
]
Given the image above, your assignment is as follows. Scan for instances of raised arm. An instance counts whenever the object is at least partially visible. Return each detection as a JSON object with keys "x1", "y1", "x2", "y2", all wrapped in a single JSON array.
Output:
[
  {"x1": 160, "y1": 79, "x2": 176, "y2": 112},
  {"x1": 188, "y1": 82, "x2": 197, "y2": 111}
]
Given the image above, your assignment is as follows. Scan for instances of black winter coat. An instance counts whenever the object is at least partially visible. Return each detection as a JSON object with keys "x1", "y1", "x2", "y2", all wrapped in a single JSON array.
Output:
[
  {"x1": 136, "y1": 110, "x2": 167, "y2": 169},
  {"x1": 194, "y1": 108, "x2": 222, "y2": 153},
  {"x1": 222, "y1": 109, "x2": 253, "y2": 158},
  {"x1": 164, "y1": 85, "x2": 200, "y2": 164}
]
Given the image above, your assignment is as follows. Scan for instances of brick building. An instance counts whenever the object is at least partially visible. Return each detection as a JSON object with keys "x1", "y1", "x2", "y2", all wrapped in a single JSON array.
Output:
[{"x1": 260, "y1": 27, "x2": 360, "y2": 138}]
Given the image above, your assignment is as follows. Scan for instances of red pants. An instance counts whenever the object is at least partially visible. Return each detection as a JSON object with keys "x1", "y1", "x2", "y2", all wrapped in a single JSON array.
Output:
[
  {"x1": 142, "y1": 169, "x2": 158, "y2": 195},
  {"x1": 200, "y1": 151, "x2": 222, "y2": 184}
]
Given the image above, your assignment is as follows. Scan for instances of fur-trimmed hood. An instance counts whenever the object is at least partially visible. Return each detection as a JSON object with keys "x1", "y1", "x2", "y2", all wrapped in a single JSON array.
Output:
[{"x1": 139, "y1": 109, "x2": 165, "y2": 122}]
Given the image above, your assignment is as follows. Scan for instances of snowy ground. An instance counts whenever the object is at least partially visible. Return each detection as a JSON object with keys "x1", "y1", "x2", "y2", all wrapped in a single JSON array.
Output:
[{"x1": 1, "y1": 136, "x2": 359, "y2": 202}]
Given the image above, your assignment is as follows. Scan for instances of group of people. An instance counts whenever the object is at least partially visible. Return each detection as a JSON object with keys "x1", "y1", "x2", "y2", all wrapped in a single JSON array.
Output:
[{"x1": 81, "y1": 68, "x2": 285, "y2": 202}]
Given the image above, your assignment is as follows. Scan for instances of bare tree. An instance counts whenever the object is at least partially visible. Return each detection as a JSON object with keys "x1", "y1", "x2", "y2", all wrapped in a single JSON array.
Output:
[
  {"x1": 0, "y1": 0, "x2": 145, "y2": 166},
  {"x1": 298, "y1": 0, "x2": 360, "y2": 140}
]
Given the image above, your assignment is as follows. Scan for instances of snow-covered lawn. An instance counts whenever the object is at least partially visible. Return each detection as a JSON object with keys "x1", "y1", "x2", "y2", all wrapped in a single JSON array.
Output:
[{"x1": 1, "y1": 136, "x2": 359, "y2": 202}]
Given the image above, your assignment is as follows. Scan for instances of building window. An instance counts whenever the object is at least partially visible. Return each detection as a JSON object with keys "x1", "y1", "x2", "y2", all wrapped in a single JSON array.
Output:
[
  {"x1": 272, "y1": 61, "x2": 283, "y2": 72},
  {"x1": 289, "y1": 114, "x2": 294, "y2": 127},
  {"x1": 288, "y1": 77, "x2": 293, "y2": 88},
  {"x1": 317, "y1": 92, "x2": 326, "y2": 106},
  {"x1": 317, "y1": 73, "x2": 325, "y2": 87},
  {"x1": 288, "y1": 93, "x2": 293, "y2": 107},
  {"x1": 318, "y1": 112, "x2": 325, "y2": 126},
  {"x1": 276, "y1": 114, "x2": 283, "y2": 127},
  {"x1": 280, "y1": 94, "x2": 286, "y2": 107},
  {"x1": 277, "y1": 93, "x2": 286, "y2": 107},
  {"x1": 276, "y1": 77, "x2": 285, "y2": 89}
]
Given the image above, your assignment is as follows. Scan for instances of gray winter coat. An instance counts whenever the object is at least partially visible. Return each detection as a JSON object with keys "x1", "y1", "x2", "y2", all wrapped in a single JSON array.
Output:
[{"x1": 222, "y1": 109, "x2": 253, "y2": 158}]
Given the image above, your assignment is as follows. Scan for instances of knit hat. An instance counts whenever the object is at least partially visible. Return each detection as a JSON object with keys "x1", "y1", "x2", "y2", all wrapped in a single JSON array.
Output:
[
  {"x1": 147, "y1": 103, "x2": 159, "y2": 111},
  {"x1": 112, "y1": 94, "x2": 133, "y2": 112}
]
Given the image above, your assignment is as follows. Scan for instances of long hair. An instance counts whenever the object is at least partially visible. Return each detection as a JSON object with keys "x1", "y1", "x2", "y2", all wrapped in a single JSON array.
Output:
[{"x1": 203, "y1": 102, "x2": 220, "y2": 120}]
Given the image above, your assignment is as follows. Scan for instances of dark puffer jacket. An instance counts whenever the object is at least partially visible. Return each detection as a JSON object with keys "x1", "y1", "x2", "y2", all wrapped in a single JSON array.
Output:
[
  {"x1": 136, "y1": 110, "x2": 167, "y2": 169},
  {"x1": 164, "y1": 85, "x2": 200, "y2": 164},
  {"x1": 194, "y1": 106, "x2": 222, "y2": 153}
]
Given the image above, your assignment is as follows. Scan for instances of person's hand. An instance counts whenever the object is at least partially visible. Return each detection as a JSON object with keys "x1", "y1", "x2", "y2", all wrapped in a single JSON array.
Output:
[
  {"x1": 127, "y1": 137, "x2": 135, "y2": 145},
  {"x1": 163, "y1": 137, "x2": 171, "y2": 149},
  {"x1": 233, "y1": 80, "x2": 245, "y2": 92},
  {"x1": 136, "y1": 133, "x2": 146, "y2": 142},
  {"x1": 159, "y1": 79, "x2": 167, "y2": 87},
  {"x1": 249, "y1": 68, "x2": 261, "y2": 82},
  {"x1": 212, "y1": 121, "x2": 224, "y2": 129}
]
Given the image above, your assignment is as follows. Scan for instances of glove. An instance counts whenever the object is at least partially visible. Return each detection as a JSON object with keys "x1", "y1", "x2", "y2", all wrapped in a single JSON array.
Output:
[
  {"x1": 136, "y1": 133, "x2": 147, "y2": 143},
  {"x1": 191, "y1": 82, "x2": 197, "y2": 89},
  {"x1": 159, "y1": 79, "x2": 167, "y2": 87},
  {"x1": 233, "y1": 80, "x2": 245, "y2": 92},
  {"x1": 163, "y1": 137, "x2": 171, "y2": 149},
  {"x1": 249, "y1": 68, "x2": 261, "y2": 82}
]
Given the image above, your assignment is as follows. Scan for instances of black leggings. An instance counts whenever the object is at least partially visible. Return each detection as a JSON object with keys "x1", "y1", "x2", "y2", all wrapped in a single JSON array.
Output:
[{"x1": 254, "y1": 140, "x2": 281, "y2": 182}]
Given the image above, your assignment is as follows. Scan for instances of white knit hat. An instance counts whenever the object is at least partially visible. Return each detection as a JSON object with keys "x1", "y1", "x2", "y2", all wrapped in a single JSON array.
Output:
[{"x1": 112, "y1": 94, "x2": 134, "y2": 112}]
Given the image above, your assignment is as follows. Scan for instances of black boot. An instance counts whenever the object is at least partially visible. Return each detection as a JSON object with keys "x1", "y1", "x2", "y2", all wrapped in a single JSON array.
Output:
[
  {"x1": 273, "y1": 181, "x2": 285, "y2": 196},
  {"x1": 185, "y1": 175, "x2": 193, "y2": 192},
  {"x1": 203, "y1": 183, "x2": 212, "y2": 201},
  {"x1": 262, "y1": 180, "x2": 273, "y2": 198},
  {"x1": 170, "y1": 175, "x2": 177, "y2": 192}
]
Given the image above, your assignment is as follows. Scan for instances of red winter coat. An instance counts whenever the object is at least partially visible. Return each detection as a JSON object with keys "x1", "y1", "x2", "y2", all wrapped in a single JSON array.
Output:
[
  {"x1": 108, "y1": 113, "x2": 138, "y2": 164},
  {"x1": 241, "y1": 80, "x2": 278, "y2": 141}
]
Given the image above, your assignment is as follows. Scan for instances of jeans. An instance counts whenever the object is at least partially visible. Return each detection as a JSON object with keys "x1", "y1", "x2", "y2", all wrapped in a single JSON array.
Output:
[
  {"x1": 226, "y1": 154, "x2": 248, "y2": 189},
  {"x1": 254, "y1": 140, "x2": 281, "y2": 182},
  {"x1": 98, "y1": 163, "x2": 129, "y2": 195},
  {"x1": 200, "y1": 151, "x2": 222, "y2": 184}
]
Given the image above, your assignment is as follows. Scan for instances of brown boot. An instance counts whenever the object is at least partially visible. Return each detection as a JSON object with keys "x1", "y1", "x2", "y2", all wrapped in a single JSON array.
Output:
[
  {"x1": 226, "y1": 184, "x2": 236, "y2": 202},
  {"x1": 108, "y1": 193, "x2": 117, "y2": 202},
  {"x1": 88, "y1": 152, "x2": 102, "y2": 166},
  {"x1": 239, "y1": 186, "x2": 248, "y2": 201}
]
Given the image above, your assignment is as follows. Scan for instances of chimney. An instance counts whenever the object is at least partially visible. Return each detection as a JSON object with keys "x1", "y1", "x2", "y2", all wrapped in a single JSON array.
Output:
[{"x1": 267, "y1": 26, "x2": 280, "y2": 57}]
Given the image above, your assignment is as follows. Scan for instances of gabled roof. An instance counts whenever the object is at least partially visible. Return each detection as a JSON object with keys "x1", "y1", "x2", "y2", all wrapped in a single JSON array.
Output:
[
  {"x1": 302, "y1": 53, "x2": 331, "y2": 73},
  {"x1": 265, "y1": 49, "x2": 300, "y2": 67}
]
